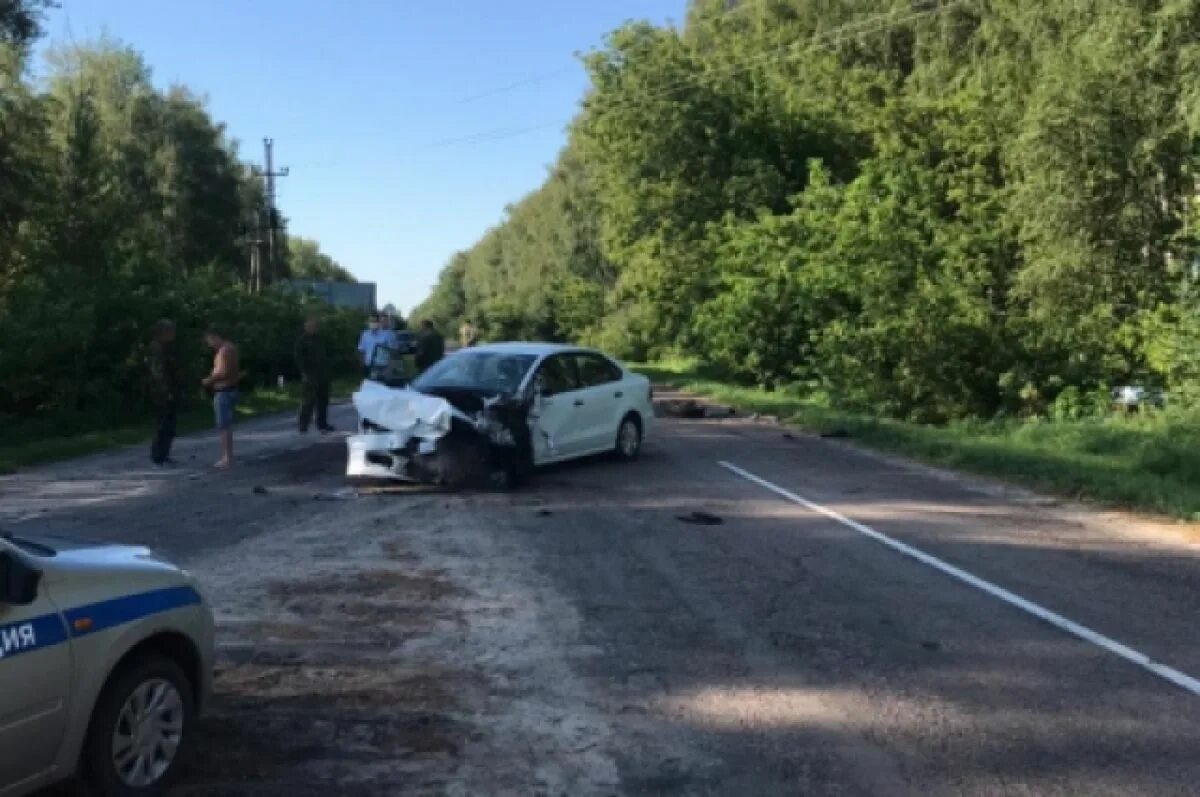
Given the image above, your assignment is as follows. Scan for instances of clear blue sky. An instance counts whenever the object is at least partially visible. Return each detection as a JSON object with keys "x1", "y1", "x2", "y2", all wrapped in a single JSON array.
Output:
[{"x1": 41, "y1": 0, "x2": 686, "y2": 314}]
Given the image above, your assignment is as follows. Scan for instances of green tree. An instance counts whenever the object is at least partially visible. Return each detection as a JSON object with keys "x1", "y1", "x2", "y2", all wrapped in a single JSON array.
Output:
[
  {"x1": 287, "y1": 236, "x2": 355, "y2": 282},
  {"x1": 0, "y1": 32, "x2": 360, "y2": 423},
  {"x1": 415, "y1": 0, "x2": 1200, "y2": 420},
  {"x1": 0, "y1": 0, "x2": 53, "y2": 48}
]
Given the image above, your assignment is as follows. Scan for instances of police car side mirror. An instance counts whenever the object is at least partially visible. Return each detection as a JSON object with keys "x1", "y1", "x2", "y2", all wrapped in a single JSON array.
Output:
[{"x1": 0, "y1": 552, "x2": 40, "y2": 606}]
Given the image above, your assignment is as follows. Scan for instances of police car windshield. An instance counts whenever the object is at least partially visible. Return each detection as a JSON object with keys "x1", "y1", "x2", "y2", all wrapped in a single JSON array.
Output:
[
  {"x1": 0, "y1": 529, "x2": 55, "y2": 557},
  {"x1": 412, "y1": 352, "x2": 537, "y2": 394}
]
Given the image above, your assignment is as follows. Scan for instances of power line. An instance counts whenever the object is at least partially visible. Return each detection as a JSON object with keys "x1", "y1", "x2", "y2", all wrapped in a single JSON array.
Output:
[
  {"x1": 451, "y1": 0, "x2": 770, "y2": 104},
  {"x1": 457, "y1": 67, "x2": 578, "y2": 104},
  {"x1": 432, "y1": 1, "x2": 971, "y2": 149},
  {"x1": 427, "y1": 121, "x2": 566, "y2": 149}
]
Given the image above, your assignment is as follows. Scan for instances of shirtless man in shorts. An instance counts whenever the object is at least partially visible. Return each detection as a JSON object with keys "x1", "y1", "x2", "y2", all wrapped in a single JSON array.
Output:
[{"x1": 201, "y1": 328, "x2": 240, "y2": 468}]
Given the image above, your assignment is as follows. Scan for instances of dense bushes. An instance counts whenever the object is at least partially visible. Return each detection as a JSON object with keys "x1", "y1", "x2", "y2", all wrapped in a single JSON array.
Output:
[{"x1": 0, "y1": 266, "x2": 362, "y2": 424}]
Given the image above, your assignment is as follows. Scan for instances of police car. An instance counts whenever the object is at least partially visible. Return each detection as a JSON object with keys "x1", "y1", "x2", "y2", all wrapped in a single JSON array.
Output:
[{"x1": 0, "y1": 529, "x2": 214, "y2": 796}]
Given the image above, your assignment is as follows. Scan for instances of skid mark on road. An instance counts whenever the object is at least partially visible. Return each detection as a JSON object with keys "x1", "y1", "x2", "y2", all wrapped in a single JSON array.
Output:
[{"x1": 721, "y1": 461, "x2": 1200, "y2": 698}]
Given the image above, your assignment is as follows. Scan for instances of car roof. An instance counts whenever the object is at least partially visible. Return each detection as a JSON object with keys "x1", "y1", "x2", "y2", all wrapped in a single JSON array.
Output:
[{"x1": 459, "y1": 342, "x2": 588, "y2": 357}]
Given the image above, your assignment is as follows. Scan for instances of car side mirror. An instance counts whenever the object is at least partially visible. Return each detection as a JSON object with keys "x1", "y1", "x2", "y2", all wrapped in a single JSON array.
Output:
[{"x1": 0, "y1": 552, "x2": 41, "y2": 606}]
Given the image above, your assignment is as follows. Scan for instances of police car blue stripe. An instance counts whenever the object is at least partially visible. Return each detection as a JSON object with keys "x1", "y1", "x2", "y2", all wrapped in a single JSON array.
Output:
[
  {"x1": 63, "y1": 585, "x2": 202, "y2": 638},
  {"x1": 0, "y1": 586, "x2": 201, "y2": 663},
  {"x1": 0, "y1": 612, "x2": 68, "y2": 660}
]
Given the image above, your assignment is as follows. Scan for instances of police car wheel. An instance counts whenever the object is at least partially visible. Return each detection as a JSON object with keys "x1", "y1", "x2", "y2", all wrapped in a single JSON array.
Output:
[{"x1": 83, "y1": 655, "x2": 195, "y2": 796}]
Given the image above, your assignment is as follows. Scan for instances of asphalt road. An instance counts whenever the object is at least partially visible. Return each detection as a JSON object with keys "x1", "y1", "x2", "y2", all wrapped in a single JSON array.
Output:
[{"x1": 7, "y1": 395, "x2": 1200, "y2": 796}]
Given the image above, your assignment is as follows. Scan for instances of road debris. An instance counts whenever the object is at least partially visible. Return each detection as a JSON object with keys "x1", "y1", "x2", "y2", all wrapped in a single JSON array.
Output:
[
  {"x1": 676, "y1": 511, "x2": 725, "y2": 526},
  {"x1": 314, "y1": 487, "x2": 358, "y2": 501},
  {"x1": 655, "y1": 397, "x2": 740, "y2": 420}
]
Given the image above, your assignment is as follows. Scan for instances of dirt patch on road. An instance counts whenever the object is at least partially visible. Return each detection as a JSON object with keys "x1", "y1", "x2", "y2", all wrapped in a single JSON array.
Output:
[
  {"x1": 167, "y1": 491, "x2": 620, "y2": 796},
  {"x1": 269, "y1": 568, "x2": 465, "y2": 603},
  {"x1": 265, "y1": 567, "x2": 465, "y2": 633},
  {"x1": 163, "y1": 510, "x2": 481, "y2": 796},
  {"x1": 180, "y1": 667, "x2": 470, "y2": 795}
]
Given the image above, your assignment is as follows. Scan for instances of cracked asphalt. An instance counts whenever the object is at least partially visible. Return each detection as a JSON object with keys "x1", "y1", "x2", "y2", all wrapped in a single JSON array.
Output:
[{"x1": 6, "y1": 392, "x2": 1200, "y2": 795}]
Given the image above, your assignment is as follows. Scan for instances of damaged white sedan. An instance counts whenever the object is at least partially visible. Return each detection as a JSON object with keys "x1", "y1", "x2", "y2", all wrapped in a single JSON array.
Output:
[{"x1": 347, "y1": 343, "x2": 654, "y2": 488}]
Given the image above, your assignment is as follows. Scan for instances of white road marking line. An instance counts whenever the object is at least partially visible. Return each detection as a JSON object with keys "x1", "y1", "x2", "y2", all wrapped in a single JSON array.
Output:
[{"x1": 719, "y1": 461, "x2": 1200, "y2": 697}]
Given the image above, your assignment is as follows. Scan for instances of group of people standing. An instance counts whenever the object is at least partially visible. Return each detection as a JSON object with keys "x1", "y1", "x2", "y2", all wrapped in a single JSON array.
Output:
[{"x1": 145, "y1": 312, "x2": 482, "y2": 471}]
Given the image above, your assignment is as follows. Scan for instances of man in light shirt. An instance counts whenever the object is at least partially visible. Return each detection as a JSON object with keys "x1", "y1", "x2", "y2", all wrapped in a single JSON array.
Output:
[{"x1": 357, "y1": 313, "x2": 392, "y2": 379}]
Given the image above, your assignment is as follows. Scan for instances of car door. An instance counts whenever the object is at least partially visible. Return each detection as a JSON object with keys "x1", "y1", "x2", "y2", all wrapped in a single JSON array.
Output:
[
  {"x1": 528, "y1": 354, "x2": 585, "y2": 462},
  {"x1": 572, "y1": 353, "x2": 626, "y2": 453},
  {"x1": 0, "y1": 546, "x2": 71, "y2": 794}
]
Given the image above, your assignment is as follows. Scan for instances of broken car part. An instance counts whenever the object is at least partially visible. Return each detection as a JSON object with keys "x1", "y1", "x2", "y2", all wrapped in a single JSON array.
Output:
[{"x1": 346, "y1": 380, "x2": 531, "y2": 489}]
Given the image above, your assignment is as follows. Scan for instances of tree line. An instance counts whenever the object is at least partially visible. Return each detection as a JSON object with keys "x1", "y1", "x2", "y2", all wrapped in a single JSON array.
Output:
[
  {"x1": 414, "y1": 0, "x2": 1200, "y2": 422},
  {"x1": 0, "y1": 2, "x2": 358, "y2": 424}
]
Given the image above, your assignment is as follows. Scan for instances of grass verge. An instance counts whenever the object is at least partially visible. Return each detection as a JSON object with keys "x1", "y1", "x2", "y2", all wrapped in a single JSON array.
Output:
[
  {"x1": 0, "y1": 377, "x2": 358, "y2": 474},
  {"x1": 636, "y1": 360, "x2": 1200, "y2": 522}
]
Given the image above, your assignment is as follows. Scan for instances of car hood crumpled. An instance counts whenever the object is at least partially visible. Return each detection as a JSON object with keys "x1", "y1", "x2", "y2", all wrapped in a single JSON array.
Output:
[{"x1": 352, "y1": 380, "x2": 468, "y2": 439}]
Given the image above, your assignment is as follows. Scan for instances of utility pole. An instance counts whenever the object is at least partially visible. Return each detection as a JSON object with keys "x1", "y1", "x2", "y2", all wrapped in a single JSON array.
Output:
[
  {"x1": 240, "y1": 211, "x2": 265, "y2": 293},
  {"x1": 258, "y1": 138, "x2": 289, "y2": 286},
  {"x1": 250, "y1": 213, "x2": 264, "y2": 293}
]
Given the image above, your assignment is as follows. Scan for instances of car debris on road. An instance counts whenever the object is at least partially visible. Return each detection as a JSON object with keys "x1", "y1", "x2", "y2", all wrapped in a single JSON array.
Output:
[{"x1": 676, "y1": 511, "x2": 725, "y2": 526}]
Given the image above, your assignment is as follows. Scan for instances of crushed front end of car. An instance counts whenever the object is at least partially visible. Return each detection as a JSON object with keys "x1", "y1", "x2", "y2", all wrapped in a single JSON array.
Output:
[{"x1": 347, "y1": 380, "x2": 533, "y2": 488}]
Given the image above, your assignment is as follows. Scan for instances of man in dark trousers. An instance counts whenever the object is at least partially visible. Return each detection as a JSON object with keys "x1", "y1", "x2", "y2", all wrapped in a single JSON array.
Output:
[
  {"x1": 414, "y1": 319, "x2": 445, "y2": 374},
  {"x1": 296, "y1": 317, "x2": 335, "y2": 434},
  {"x1": 148, "y1": 319, "x2": 181, "y2": 466}
]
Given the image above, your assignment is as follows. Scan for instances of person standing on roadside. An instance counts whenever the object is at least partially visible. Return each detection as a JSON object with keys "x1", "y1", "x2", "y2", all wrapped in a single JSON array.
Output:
[
  {"x1": 414, "y1": 319, "x2": 445, "y2": 373},
  {"x1": 459, "y1": 319, "x2": 479, "y2": 348},
  {"x1": 295, "y1": 316, "x2": 334, "y2": 434},
  {"x1": 381, "y1": 313, "x2": 400, "y2": 348},
  {"x1": 201, "y1": 328, "x2": 239, "y2": 469},
  {"x1": 148, "y1": 319, "x2": 181, "y2": 467},
  {"x1": 357, "y1": 313, "x2": 390, "y2": 379}
]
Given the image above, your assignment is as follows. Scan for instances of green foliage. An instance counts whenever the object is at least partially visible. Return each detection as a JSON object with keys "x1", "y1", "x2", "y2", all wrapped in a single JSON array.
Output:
[
  {"x1": 288, "y1": 236, "x2": 355, "y2": 282},
  {"x1": 0, "y1": 0, "x2": 53, "y2": 48},
  {"x1": 416, "y1": 0, "x2": 1200, "y2": 423},
  {"x1": 0, "y1": 34, "x2": 357, "y2": 430},
  {"x1": 412, "y1": 150, "x2": 615, "y2": 343}
]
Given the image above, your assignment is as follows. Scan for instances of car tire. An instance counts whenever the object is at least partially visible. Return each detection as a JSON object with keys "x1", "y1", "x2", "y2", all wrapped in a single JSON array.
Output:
[
  {"x1": 83, "y1": 654, "x2": 195, "y2": 797},
  {"x1": 614, "y1": 414, "x2": 643, "y2": 461}
]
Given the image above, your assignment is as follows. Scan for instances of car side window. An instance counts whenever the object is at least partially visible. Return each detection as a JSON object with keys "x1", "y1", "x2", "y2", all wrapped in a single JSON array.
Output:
[
  {"x1": 576, "y1": 354, "x2": 622, "y2": 388},
  {"x1": 536, "y1": 355, "x2": 580, "y2": 396}
]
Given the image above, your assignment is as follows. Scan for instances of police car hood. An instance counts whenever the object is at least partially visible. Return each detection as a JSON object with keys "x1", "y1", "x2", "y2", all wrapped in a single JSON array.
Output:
[{"x1": 29, "y1": 535, "x2": 189, "y2": 581}]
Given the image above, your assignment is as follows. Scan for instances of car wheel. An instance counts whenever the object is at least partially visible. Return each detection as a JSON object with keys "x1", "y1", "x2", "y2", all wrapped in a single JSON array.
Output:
[
  {"x1": 614, "y1": 415, "x2": 642, "y2": 461},
  {"x1": 83, "y1": 654, "x2": 194, "y2": 797}
]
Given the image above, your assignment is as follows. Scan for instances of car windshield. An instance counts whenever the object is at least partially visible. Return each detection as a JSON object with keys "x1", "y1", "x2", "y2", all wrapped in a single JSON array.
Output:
[{"x1": 412, "y1": 351, "x2": 537, "y2": 394}]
